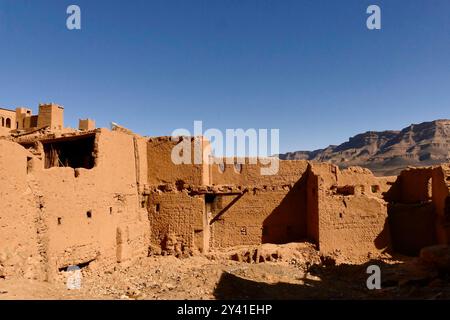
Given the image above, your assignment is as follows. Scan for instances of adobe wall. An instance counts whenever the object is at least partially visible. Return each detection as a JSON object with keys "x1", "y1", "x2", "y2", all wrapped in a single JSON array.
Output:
[
  {"x1": 147, "y1": 190, "x2": 205, "y2": 254},
  {"x1": 79, "y1": 119, "x2": 96, "y2": 131},
  {"x1": 318, "y1": 195, "x2": 390, "y2": 259},
  {"x1": 210, "y1": 159, "x2": 308, "y2": 187},
  {"x1": 306, "y1": 167, "x2": 320, "y2": 244},
  {"x1": 0, "y1": 140, "x2": 43, "y2": 280},
  {"x1": 384, "y1": 166, "x2": 447, "y2": 256},
  {"x1": 308, "y1": 163, "x2": 391, "y2": 260},
  {"x1": 388, "y1": 202, "x2": 436, "y2": 255},
  {"x1": 133, "y1": 135, "x2": 150, "y2": 201},
  {"x1": 337, "y1": 166, "x2": 396, "y2": 196},
  {"x1": 37, "y1": 104, "x2": 64, "y2": 130},
  {"x1": 147, "y1": 137, "x2": 210, "y2": 186},
  {"x1": 384, "y1": 167, "x2": 433, "y2": 204},
  {"x1": 146, "y1": 138, "x2": 308, "y2": 188},
  {"x1": 147, "y1": 175, "x2": 310, "y2": 253},
  {"x1": 0, "y1": 108, "x2": 15, "y2": 135},
  {"x1": 8, "y1": 129, "x2": 150, "y2": 280},
  {"x1": 0, "y1": 127, "x2": 10, "y2": 136},
  {"x1": 432, "y1": 165, "x2": 450, "y2": 244},
  {"x1": 3, "y1": 113, "x2": 449, "y2": 278},
  {"x1": 39, "y1": 130, "x2": 149, "y2": 277},
  {"x1": 210, "y1": 182, "x2": 308, "y2": 248}
]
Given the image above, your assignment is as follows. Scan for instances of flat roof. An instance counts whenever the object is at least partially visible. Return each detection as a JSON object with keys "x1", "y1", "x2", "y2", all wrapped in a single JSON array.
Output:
[{"x1": 0, "y1": 107, "x2": 15, "y2": 113}]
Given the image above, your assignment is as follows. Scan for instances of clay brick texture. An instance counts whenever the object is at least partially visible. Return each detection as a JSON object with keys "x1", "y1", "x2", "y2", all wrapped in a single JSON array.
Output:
[{"x1": 1, "y1": 108, "x2": 450, "y2": 281}]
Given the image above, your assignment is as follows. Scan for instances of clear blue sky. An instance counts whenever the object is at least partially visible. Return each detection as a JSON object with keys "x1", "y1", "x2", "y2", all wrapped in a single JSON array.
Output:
[{"x1": 0, "y1": 0, "x2": 449, "y2": 152}]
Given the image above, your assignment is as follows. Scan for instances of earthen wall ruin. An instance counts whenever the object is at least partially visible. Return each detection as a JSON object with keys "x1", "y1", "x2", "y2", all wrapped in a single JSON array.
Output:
[{"x1": 2, "y1": 107, "x2": 450, "y2": 281}]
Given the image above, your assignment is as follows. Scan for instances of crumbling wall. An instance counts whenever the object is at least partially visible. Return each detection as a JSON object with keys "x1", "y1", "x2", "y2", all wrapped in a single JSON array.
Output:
[
  {"x1": 319, "y1": 195, "x2": 390, "y2": 259},
  {"x1": 147, "y1": 137, "x2": 210, "y2": 186},
  {"x1": 210, "y1": 183, "x2": 307, "y2": 248},
  {"x1": 384, "y1": 167, "x2": 437, "y2": 256},
  {"x1": 0, "y1": 140, "x2": 43, "y2": 280},
  {"x1": 384, "y1": 167, "x2": 433, "y2": 204},
  {"x1": 388, "y1": 202, "x2": 436, "y2": 256},
  {"x1": 146, "y1": 177, "x2": 309, "y2": 253},
  {"x1": 306, "y1": 168, "x2": 320, "y2": 244},
  {"x1": 133, "y1": 135, "x2": 150, "y2": 209},
  {"x1": 148, "y1": 189, "x2": 205, "y2": 255},
  {"x1": 211, "y1": 159, "x2": 308, "y2": 186},
  {"x1": 338, "y1": 166, "x2": 396, "y2": 197},
  {"x1": 432, "y1": 164, "x2": 450, "y2": 244},
  {"x1": 4, "y1": 113, "x2": 449, "y2": 279},
  {"x1": 308, "y1": 163, "x2": 390, "y2": 260},
  {"x1": 25, "y1": 129, "x2": 150, "y2": 279}
]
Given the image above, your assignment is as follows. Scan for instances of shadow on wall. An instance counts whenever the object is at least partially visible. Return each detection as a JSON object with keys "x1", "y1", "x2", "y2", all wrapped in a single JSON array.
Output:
[
  {"x1": 386, "y1": 202, "x2": 436, "y2": 256},
  {"x1": 374, "y1": 217, "x2": 392, "y2": 254},
  {"x1": 213, "y1": 260, "x2": 402, "y2": 300},
  {"x1": 381, "y1": 172, "x2": 437, "y2": 256},
  {"x1": 261, "y1": 173, "x2": 308, "y2": 244}
]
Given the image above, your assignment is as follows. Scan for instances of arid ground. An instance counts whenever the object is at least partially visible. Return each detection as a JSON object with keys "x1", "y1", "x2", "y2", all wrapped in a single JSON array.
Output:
[{"x1": 1, "y1": 243, "x2": 448, "y2": 300}]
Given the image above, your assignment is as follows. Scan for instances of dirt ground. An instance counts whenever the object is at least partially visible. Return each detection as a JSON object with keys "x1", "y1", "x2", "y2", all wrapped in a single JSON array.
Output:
[{"x1": 0, "y1": 243, "x2": 449, "y2": 300}]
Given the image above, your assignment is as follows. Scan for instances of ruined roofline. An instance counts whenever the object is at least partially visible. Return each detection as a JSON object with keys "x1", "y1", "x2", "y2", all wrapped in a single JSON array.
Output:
[
  {"x1": 12, "y1": 127, "x2": 102, "y2": 144},
  {"x1": 149, "y1": 183, "x2": 294, "y2": 194},
  {"x1": 36, "y1": 132, "x2": 97, "y2": 144},
  {"x1": 400, "y1": 163, "x2": 450, "y2": 172},
  {"x1": 213, "y1": 156, "x2": 306, "y2": 162},
  {"x1": 11, "y1": 126, "x2": 148, "y2": 145},
  {"x1": 147, "y1": 135, "x2": 207, "y2": 142}
]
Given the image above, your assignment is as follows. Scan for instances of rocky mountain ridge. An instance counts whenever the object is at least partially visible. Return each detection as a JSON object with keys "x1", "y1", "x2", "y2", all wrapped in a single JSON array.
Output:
[{"x1": 280, "y1": 119, "x2": 450, "y2": 176}]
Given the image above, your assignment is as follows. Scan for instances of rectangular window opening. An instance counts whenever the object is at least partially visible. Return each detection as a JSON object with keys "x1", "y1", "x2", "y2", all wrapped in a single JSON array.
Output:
[{"x1": 43, "y1": 134, "x2": 96, "y2": 169}]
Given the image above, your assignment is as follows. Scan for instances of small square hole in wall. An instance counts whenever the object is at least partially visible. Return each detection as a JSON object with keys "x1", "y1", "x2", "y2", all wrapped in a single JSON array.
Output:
[
  {"x1": 57, "y1": 217, "x2": 62, "y2": 225},
  {"x1": 339, "y1": 213, "x2": 343, "y2": 219},
  {"x1": 155, "y1": 204, "x2": 160, "y2": 212},
  {"x1": 371, "y1": 185, "x2": 380, "y2": 193},
  {"x1": 109, "y1": 207, "x2": 113, "y2": 215},
  {"x1": 205, "y1": 194, "x2": 216, "y2": 204},
  {"x1": 240, "y1": 227, "x2": 247, "y2": 235},
  {"x1": 86, "y1": 210, "x2": 92, "y2": 218}
]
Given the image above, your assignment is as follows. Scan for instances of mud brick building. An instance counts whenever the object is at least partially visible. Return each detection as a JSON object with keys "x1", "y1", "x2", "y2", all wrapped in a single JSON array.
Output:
[{"x1": 1, "y1": 103, "x2": 449, "y2": 282}]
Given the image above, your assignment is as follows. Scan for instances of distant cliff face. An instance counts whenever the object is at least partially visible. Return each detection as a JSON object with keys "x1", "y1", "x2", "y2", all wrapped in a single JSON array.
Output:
[{"x1": 280, "y1": 120, "x2": 450, "y2": 176}]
